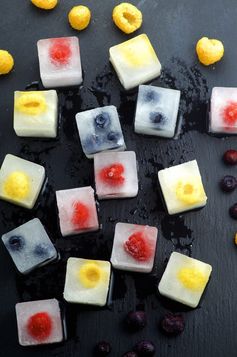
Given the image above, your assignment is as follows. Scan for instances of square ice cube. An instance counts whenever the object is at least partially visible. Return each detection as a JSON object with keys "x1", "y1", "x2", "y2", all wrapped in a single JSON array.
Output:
[
  {"x1": 94, "y1": 151, "x2": 138, "y2": 199},
  {"x1": 63, "y1": 258, "x2": 111, "y2": 306},
  {"x1": 56, "y1": 186, "x2": 99, "y2": 237},
  {"x1": 1, "y1": 218, "x2": 58, "y2": 274},
  {"x1": 135, "y1": 85, "x2": 181, "y2": 138},
  {"x1": 15, "y1": 298, "x2": 64, "y2": 346},
  {"x1": 111, "y1": 223, "x2": 158, "y2": 273},
  {"x1": 14, "y1": 90, "x2": 58, "y2": 138},
  {"x1": 109, "y1": 34, "x2": 162, "y2": 90},
  {"x1": 158, "y1": 160, "x2": 207, "y2": 215},
  {"x1": 0, "y1": 154, "x2": 45, "y2": 209},
  {"x1": 37, "y1": 37, "x2": 82, "y2": 88},
  {"x1": 76, "y1": 105, "x2": 126, "y2": 158},
  {"x1": 158, "y1": 252, "x2": 212, "y2": 308},
  {"x1": 210, "y1": 87, "x2": 237, "y2": 134}
]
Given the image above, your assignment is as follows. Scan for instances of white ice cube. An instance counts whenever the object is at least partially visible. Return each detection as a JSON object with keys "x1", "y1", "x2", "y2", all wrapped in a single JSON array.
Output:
[
  {"x1": 15, "y1": 299, "x2": 64, "y2": 346},
  {"x1": 135, "y1": 85, "x2": 181, "y2": 138},
  {"x1": 94, "y1": 151, "x2": 138, "y2": 199},
  {"x1": 111, "y1": 223, "x2": 158, "y2": 273},
  {"x1": 37, "y1": 37, "x2": 82, "y2": 88},
  {"x1": 56, "y1": 186, "x2": 99, "y2": 237},
  {"x1": 0, "y1": 154, "x2": 45, "y2": 209},
  {"x1": 109, "y1": 34, "x2": 162, "y2": 90}
]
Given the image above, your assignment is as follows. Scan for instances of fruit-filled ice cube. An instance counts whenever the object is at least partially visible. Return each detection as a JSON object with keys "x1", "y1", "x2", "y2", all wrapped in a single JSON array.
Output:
[
  {"x1": 1, "y1": 218, "x2": 58, "y2": 274},
  {"x1": 135, "y1": 85, "x2": 181, "y2": 138},
  {"x1": 15, "y1": 299, "x2": 64, "y2": 346},
  {"x1": 158, "y1": 160, "x2": 207, "y2": 215},
  {"x1": 109, "y1": 34, "x2": 162, "y2": 90},
  {"x1": 111, "y1": 223, "x2": 158, "y2": 272},
  {"x1": 14, "y1": 90, "x2": 58, "y2": 138},
  {"x1": 64, "y1": 258, "x2": 111, "y2": 306},
  {"x1": 37, "y1": 37, "x2": 82, "y2": 88},
  {"x1": 94, "y1": 151, "x2": 138, "y2": 199},
  {"x1": 210, "y1": 87, "x2": 237, "y2": 134},
  {"x1": 158, "y1": 252, "x2": 212, "y2": 308},
  {"x1": 56, "y1": 186, "x2": 99, "y2": 237},
  {"x1": 76, "y1": 105, "x2": 126, "y2": 158},
  {"x1": 0, "y1": 154, "x2": 45, "y2": 209}
]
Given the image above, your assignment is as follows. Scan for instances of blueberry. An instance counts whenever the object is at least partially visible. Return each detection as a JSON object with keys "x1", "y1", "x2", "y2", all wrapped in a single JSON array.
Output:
[
  {"x1": 160, "y1": 312, "x2": 185, "y2": 335},
  {"x1": 223, "y1": 150, "x2": 237, "y2": 165},
  {"x1": 94, "y1": 341, "x2": 111, "y2": 356},
  {"x1": 150, "y1": 112, "x2": 166, "y2": 126},
  {"x1": 34, "y1": 243, "x2": 50, "y2": 256},
  {"x1": 123, "y1": 352, "x2": 138, "y2": 357},
  {"x1": 134, "y1": 340, "x2": 155, "y2": 356},
  {"x1": 95, "y1": 113, "x2": 111, "y2": 129},
  {"x1": 8, "y1": 235, "x2": 25, "y2": 251},
  {"x1": 229, "y1": 203, "x2": 237, "y2": 219},
  {"x1": 125, "y1": 311, "x2": 147, "y2": 331},
  {"x1": 144, "y1": 90, "x2": 158, "y2": 103},
  {"x1": 107, "y1": 131, "x2": 120, "y2": 142},
  {"x1": 83, "y1": 135, "x2": 100, "y2": 154},
  {"x1": 220, "y1": 175, "x2": 237, "y2": 192}
]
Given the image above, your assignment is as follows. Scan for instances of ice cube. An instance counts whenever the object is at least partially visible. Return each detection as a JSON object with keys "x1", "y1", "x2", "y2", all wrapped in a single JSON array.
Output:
[
  {"x1": 63, "y1": 258, "x2": 111, "y2": 306},
  {"x1": 14, "y1": 90, "x2": 58, "y2": 138},
  {"x1": 37, "y1": 37, "x2": 82, "y2": 88},
  {"x1": 210, "y1": 87, "x2": 237, "y2": 134},
  {"x1": 158, "y1": 160, "x2": 207, "y2": 215},
  {"x1": 1, "y1": 218, "x2": 58, "y2": 274},
  {"x1": 158, "y1": 252, "x2": 212, "y2": 308},
  {"x1": 135, "y1": 85, "x2": 181, "y2": 138},
  {"x1": 109, "y1": 34, "x2": 162, "y2": 90},
  {"x1": 76, "y1": 105, "x2": 126, "y2": 158},
  {"x1": 56, "y1": 186, "x2": 99, "y2": 237},
  {"x1": 111, "y1": 223, "x2": 158, "y2": 273},
  {"x1": 0, "y1": 154, "x2": 45, "y2": 209},
  {"x1": 15, "y1": 298, "x2": 64, "y2": 346},
  {"x1": 94, "y1": 151, "x2": 138, "y2": 199}
]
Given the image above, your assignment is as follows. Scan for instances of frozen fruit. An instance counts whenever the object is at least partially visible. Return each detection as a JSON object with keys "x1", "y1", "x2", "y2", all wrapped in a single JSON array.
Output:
[
  {"x1": 8, "y1": 235, "x2": 25, "y2": 251},
  {"x1": 95, "y1": 113, "x2": 111, "y2": 129},
  {"x1": 3, "y1": 171, "x2": 30, "y2": 200},
  {"x1": 31, "y1": 0, "x2": 58, "y2": 10},
  {"x1": 134, "y1": 340, "x2": 155, "y2": 356},
  {"x1": 229, "y1": 203, "x2": 237, "y2": 219},
  {"x1": 112, "y1": 3, "x2": 142, "y2": 34},
  {"x1": 160, "y1": 312, "x2": 185, "y2": 335},
  {"x1": 0, "y1": 49, "x2": 14, "y2": 75},
  {"x1": 124, "y1": 232, "x2": 152, "y2": 261},
  {"x1": 149, "y1": 112, "x2": 167, "y2": 125},
  {"x1": 71, "y1": 201, "x2": 90, "y2": 228},
  {"x1": 49, "y1": 39, "x2": 72, "y2": 66},
  {"x1": 223, "y1": 102, "x2": 237, "y2": 125},
  {"x1": 34, "y1": 243, "x2": 51, "y2": 256},
  {"x1": 220, "y1": 175, "x2": 237, "y2": 192},
  {"x1": 196, "y1": 37, "x2": 224, "y2": 66},
  {"x1": 126, "y1": 311, "x2": 147, "y2": 331},
  {"x1": 68, "y1": 5, "x2": 91, "y2": 31},
  {"x1": 223, "y1": 150, "x2": 237, "y2": 165},
  {"x1": 15, "y1": 92, "x2": 47, "y2": 116},
  {"x1": 27, "y1": 312, "x2": 52, "y2": 341},
  {"x1": 95, "y1": 341, "x2": 111, "y2": 356},
  {"x1": 99, "y1": 163, "x2": 125, "y2": 186},
  {"x1": 123, "y1": 353, "x2": 138, "y2": 357}
]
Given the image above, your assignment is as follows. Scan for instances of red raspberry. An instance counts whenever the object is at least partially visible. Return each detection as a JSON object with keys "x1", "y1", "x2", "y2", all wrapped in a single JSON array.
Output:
[
  {"x1": 27, "y1": 312, "x2": 52, "y2": 341},
  {"x1": 223, "y1": 102, "x2": 237, "y2": 125},
  {"x1": 99, "y1": 163, "x2": 125, "y2": 186},
  {"x1": 49, "y1": 39, "x2": 72, "y2": 65},
  {"x1": 223, "y1": 150, "x2": 237, "y2": 165},
  {"x1": 71, "y1": 201, "x2": 90, "y2": 228},
  {"x1": 124, "y1": 232, "x2": 152, "y2": 261}
]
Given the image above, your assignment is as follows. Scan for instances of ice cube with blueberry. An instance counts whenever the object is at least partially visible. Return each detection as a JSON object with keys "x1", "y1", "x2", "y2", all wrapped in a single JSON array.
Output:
[
  {"x1": 135, "y1": 85, "x2": 181, "y2": 138},
  {"x1": 56, "y1": 186, "x2": 99, "y2": 237},
  {"x1": 1, "y1": 218, "x2": 58, "y2": 274},
  {"x1": 111, "y1": 223, "x2": 158, "y2": 273},
  {"x1": 210, "y1": 87, "x2": 237, "y2": 134},
  {"x1": 37, "y1": 37, "x2": 82, "y2": 88},
  {"x1": 0, "y1": 154, "x2": 45, "y2": 209},
  {"x1": 94, "y1": 151, "x2": 138, "y2": 199},
  {"x1": 15, "y1": 299, "x2": 65, "y2": 346},
  {"x1": 75, "y1": 105, "x2": 126, "y2": 158},
  {"x1": 109, "y1": 34, "x2": 162, "y2": 90}
]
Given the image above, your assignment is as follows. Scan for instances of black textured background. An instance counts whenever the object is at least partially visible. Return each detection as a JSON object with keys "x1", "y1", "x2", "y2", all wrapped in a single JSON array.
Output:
[{"x1": 0, "y1": 1, "x2": 237, "y2": 356}]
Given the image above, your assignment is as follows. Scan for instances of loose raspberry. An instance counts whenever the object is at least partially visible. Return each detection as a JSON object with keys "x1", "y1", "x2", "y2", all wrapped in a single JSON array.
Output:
[
  {"x1": 223, "y1": 150, "x2": 237, "y2": 165},
  {"x1": 71, "y1": 201, "x2": 90, "y2": 228},
  {"x1": 99, "y1": 163, "x2": 125, "y2": 186},
  {"x1": 124, "y1": 232, "x2": 152, "y2": 261},
  {"x1": 223, "y1": 102, "x2": 237, "y2": 125},
  {"x1": 49, "y1": 40, "x2": 72, "y2": 65},
  {"x1": 27, "y1": 312, "x2": 52, "y2": 341}
]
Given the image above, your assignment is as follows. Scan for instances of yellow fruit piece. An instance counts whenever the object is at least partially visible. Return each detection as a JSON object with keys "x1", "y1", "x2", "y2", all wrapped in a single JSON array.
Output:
[
  {"x1": 113, "y1": 2, "x2": 142, "y2": 34},
  {"x1": 31, "y1": 0, "x2": 58, "y2": 10},
  {"x1": 196, "y1": 37, "x2": 224, "y2": 66},
  {"x1": 177, "y1": 267, "x2": 208, "y2": 291},
  {"x1": 4, "y1": 172, "x2": 30, "y2": 200},
  {"x1": 175, "y1": 178, "x2": 204, "y2": 205},
  {"x1": 78, "y1": 262, "x2": 105, "y2": 288},
  {"x1": 68, "y1": 5, "x2": 91, "y2": 31},
  {"x1": 234, "y1": 233, "x2": 237, "y2": 245},
  {"x1": 0, "y1": 50, "x2": 14, "y2": 75},
  {"x1": 15, "y1": 92, "x2": 47, "y2": 116}
]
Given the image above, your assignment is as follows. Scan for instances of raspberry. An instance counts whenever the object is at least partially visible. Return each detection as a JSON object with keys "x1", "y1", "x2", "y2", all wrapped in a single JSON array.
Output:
[
  {"x1": 223, "y1": 150, "x2": 237, "y2": 165},
  {"x1": 49, "y1": 40, "x2": 72, "y2": 65},
  {"x1": 223, "y1": 102, "x2": 237, "y2": 125},
  {"x1": 99, "y1": 163, "x2": 125, "y2": 186},
  {"x1": 27, "y1": 312, "x2": 52, "y2": 341},
  {"x1": 71, "y1": 201, "x2": 90, "y2": 228},
  {"x1": 124, "y1": 232, "x2": 152, "y2": 261}
]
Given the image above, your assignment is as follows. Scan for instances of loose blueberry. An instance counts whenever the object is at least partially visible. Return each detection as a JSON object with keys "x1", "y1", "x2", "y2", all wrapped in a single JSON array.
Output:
[
  {"x1": 94, "y1": 341, "x2": 111, "y2": 356},
  {"x1": 95, "y1": 113, "x2": 111, "y2": 129},
  {"x1": 144, "y1": 90, "x2": 158, "y2": 103},
  {"x1": 126, "y1": 311, "x2": 147, "y2": 331},
  {"x1": 160, "y1": 312, "x2": 185, "y2": 335},
  {"x1": 223, "y1": 150, "x2": 237, "y2": 165},
  {"x1": 134, "y1": 340, "x2": 155, "y2": 356},
  {"x1": 229, "y1": 203, "x2": 237, "y2": 220},
  {"x1": 8, "y1": 235, "x2": 25, "y2": 251},
  {"x1": 123, "y1": 353, "x2": 138, "y2": 357},
  {"x1": 34, "y1": 243, "x2": 50, "y2": 256},
  {"x1": 220, "y1": 175, "x2": 237, "y2": 192},
  {"x1": 107, "y1": 131, "x2": 120, "y2": 142},
  {"x1": 150, "y1": 112, "x2": 166, "y2": 126}
]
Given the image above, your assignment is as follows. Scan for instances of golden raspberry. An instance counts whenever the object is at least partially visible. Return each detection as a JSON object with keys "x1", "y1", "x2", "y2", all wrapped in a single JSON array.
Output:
[
  {"x1": 4, "y1": 172, "x2": 30, "y2": 200},
  {"x1": 31, "y1": 0, "x2": 58, "y2": 10},
  {"x1": 0, "y1": 50, "x2": 14, "y2": 75},
  {"x1": 196, "y1": 37, "x2": 224, "y2": 66},
  {"x1": 112, "y1": 2, "x2": 142, "y2": 34},
  {"x1": 68, "y1": 5, "x2": 91, "y2": 31}
]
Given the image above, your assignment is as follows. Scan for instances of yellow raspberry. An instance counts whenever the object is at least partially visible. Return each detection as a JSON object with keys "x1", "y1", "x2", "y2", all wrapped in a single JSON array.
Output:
[
  {"x1": 234, "y1": 233, "x2": 237, "y2": 245},
  {"x1": 31, "y1": 0, "x2": 58, "y2": 10},
  {"x1": 112, "y1": 2, "x2": 142, "y2": 34},
  {"x1": 196, "y1": 37, "x2": 224, "y2": 66},
  {"x1": 4, "y1": 172, "x2": 30, "y2": 200},
  {"x1": 0, "y1": 50, "x2": 14, "y2": 75},
  {"x1": 68, "y1": 5, "x2": 91, "y2": 31},
  {"x1": 15, "y1": 92, "x2": 47, "y2": 116}
]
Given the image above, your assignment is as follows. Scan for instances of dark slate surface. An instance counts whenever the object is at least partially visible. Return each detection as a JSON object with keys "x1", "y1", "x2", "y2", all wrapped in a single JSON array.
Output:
[{"x1": 0, "y1": 0, "x2": 237, "y2": 356}]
